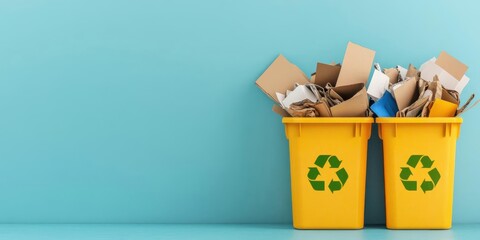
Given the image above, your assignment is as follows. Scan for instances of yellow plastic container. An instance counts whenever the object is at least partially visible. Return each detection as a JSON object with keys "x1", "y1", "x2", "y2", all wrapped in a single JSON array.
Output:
[
  {"x1": 283, "y1": 117, "x2": 373, "y2": 229},
  {"x1": 377, "y1": 117, "x2": 462, "y2": 229}
]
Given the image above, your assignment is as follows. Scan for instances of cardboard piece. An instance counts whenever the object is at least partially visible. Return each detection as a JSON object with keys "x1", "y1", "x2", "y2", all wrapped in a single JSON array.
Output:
[
  {"x1": 428, "y1": 99, "x2": 458, "y2": 117},
  {"x1": 392, "y1": 77, "x2": 418, "y2": 110},
  {"x1": 419, "y1": 55, "x2": 470, "y2": 94},
  {"x1": 397, "y1": 97, "x2": 430, "y2": 117},
  {"x1": 314, "y1": 63, "x2": 341, "y2": 87},
  {"x1": 336, "y1": 42, "x2": 376, "y2": 86},
  {"x1": 328, "y1": 83, "x2": 369, "y2": 117},
  {"x1": 307, "y1": 83, "x2": 325, "y2": 102},
  {"x1": 314, "y1": 101, "x2": 332, "y2": 117},
  {"x1": 397, "y1": 65, "x2": 408, "y2": 81},
  {"x1": 426, "y1": 76, "x2": 443, "y2": 100},
  {"x1": 367, "y1": 69, "x2": 390, "y2": 101},
  {"x1": 436, "y1": 51, "x2": 468, "y2": 80},
  {"x1": 441, "y1": 88, "x2": 459, "y2": 105},
  {"x1": 272, "y1": 104, "x2": 290, "y2": 117},
  {"x1": 255, "y1": 55, "x2": 309, "y2": 103},
  {"x1": 287, "y1": 99, "x2": 318, "y2": 117},
  {"x1": 405, "y1": 64, "x2": 418, "y2": 78},
  {"x1": 370, "y1": 91, "x2": 399, "y2": 117},
  {"x1": 384, "y1": 68, "x2": 399, "y2": 84}
]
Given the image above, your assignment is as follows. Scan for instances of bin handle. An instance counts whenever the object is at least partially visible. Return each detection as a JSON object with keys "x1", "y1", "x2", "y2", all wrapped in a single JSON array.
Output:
[
  {"x1": 444, "y1": 123, "x2": 451, "y2": 138},
  {"x1": 354, "y1": 123, "x2": 360, "y2": 137},
  {"x1": 444, "y1": 123, "x2": 461, "y2": 139},
  {"x1": 298, "y1": 123, "x2": 302, "y2": 137},
  {"x1": 284, "y1": 123, "x2": 302, "y2": 139}
]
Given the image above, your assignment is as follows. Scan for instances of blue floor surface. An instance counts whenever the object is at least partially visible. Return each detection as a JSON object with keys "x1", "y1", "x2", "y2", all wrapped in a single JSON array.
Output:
[{"x1": 0, "y1": 224, "x2": 478, "y2": 240}]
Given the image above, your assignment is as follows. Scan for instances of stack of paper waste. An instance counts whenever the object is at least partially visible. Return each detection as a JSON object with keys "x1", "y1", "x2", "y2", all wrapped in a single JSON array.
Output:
[
  {"x1": 255, "y1": 42, "x2": 477, "y2": 117},
  {"x1": 368, "y1": 51, "x2": 476, "y2": 117},
  {"x1": 256, "y1": 42, "x2": 375, "y2": 117}
]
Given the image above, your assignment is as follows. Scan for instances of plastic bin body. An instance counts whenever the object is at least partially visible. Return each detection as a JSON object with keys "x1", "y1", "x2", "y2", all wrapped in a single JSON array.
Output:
[
  {"x1": 283, "y1": 117, "x2": 373, "y2": 229},
  {"x1": 377, "y1": 118, "x2": 462, "y2": 229}
]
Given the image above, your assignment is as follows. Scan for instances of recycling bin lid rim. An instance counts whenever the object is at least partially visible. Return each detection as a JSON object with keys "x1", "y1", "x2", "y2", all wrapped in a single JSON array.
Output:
[
  {"x1": 282, "y1": 117, "x2": 374, "y2": 124},
  {"x1": 376, "y1": 117, "x2": 463, "y2": 124}
]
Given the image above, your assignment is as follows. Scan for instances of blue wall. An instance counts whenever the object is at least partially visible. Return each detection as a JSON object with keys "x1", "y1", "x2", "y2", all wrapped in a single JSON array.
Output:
[{"x1": 0, "y1": 0, "x2": 479, "y2": 224}]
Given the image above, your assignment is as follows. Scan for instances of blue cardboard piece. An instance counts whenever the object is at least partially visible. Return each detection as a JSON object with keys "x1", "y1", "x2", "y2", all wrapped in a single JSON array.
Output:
[{"x1": 371, "y1": 91, "x2": 399, "y2": 117}]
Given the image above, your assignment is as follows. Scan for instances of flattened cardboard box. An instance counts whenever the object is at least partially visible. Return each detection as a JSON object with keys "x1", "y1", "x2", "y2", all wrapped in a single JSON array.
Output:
[
  {"x1": 336, "y1": 42, "x2": 376, "y2": 86},
  {"x1": 420, "y1": 51, "x2": 470, "y2": 94},
  {"x1": 436, "y1": 51, "x2": 468, "y2": 80},
  {"x1": 256, "y1": 42, "x2": 375, "y2": 117},
  {"x1": 255, "y1": 55, "x2": 309, "y2": 103}
]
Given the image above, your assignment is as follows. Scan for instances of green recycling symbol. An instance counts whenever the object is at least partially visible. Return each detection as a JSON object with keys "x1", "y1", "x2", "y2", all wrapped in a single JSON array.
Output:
[
  {"x1": 400, "y1": 155, "x2": 441, "y2": 193},
  {"x1": 307, "y1": 155, "x2": 348, "y2": 193}
]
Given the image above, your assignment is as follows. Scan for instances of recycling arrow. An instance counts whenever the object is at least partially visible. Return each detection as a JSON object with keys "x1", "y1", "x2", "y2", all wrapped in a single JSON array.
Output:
[
  {"x1": 308, "y1": 167, "x2": 325, "y2": 190},
  {"x1": 400, "y1": 154, "x2": 441, "y2": 193},
  {"x1": 407, "y1": 155, "x2": 422, "y2": 168},
  {"x1": 421, "y1": 180, "x2": 434, "y2": 193},
  {"x1": 315, "y1": 155, "x2": 329, "y2": 168},
  {"x1": 308, "y1": 154, "x2": 348, "y2": 193},
  {"x1": 328, "y1": 180, "x2": 342, "y2": 193},
  {"x1": 308, "y1": 167, "x2": 320, "y2": 179},
  {"x1": 402, "y1": 180, "x2": 417, "y2": 191},
  {"x1": 310, "y1": 180, "x2": 325, "y2": 191},
  {"x1": 336, "y1": 168, "x2": 348, "y2": 185},
  {"x1": 421, "y1": 156, "x2": 434, "y2": 168},
  {"x1": 328, "y1": 156, "x2": 342, "y2": 168},
  {"x1": 400, "y1": 167, "x2": 413, "y2": 180},
  {"x1": 428, "y1": 168, "x2": 441, "y2": 185}
]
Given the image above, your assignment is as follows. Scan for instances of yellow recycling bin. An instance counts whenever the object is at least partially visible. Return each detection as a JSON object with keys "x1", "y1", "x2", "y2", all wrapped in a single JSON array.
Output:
[
  {"x1": 377, "y1": 117, "x2": 462, "y2": 229},
  {"x1": 283, "y1": 117, "x2": 373, "y2": 229}
]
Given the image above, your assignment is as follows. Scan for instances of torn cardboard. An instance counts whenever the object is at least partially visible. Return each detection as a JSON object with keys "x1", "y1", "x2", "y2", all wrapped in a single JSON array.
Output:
[
  {"x1": 287, "y1": 99, "x2": 319, "y2": 117},
  {"x1": 419, "y1": 52, "x2": 470, "y2": 94},
  {"x1": 397, "y1": 97, "x2": 430, "y2": 117},
  {"x1": 328, "y1": 83, "x2": 369, "y2": 117},
  {"x1": 384, "y1": 68, "x2": 400, "y2": 84},
  {"x1": 255, "y1": 55, "x2": 310, "y2": 103},
  {"x1": 392, "y1": 76, "x2": 418, "y2": 110},
  {"x1": 272, "y1": 104, "x2": 290, "y2": 117},
  {"x1": 314, "y1": 62, "x2": 341, "y2": 87},
  {"x1": 436, "y1": 51, "x2": 468, "y2": 80},
  {"x1": 314, "y1": 101, "x2": 332, "y2": 117},
  {"x1": 336, "y1": 42, "x2": 376, "y2": 86}
]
